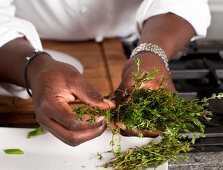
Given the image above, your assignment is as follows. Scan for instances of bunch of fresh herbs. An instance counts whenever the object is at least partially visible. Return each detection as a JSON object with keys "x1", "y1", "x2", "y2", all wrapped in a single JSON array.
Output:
[{"x1": 74, "y1": 59, "x2": 223, "y2": 170}]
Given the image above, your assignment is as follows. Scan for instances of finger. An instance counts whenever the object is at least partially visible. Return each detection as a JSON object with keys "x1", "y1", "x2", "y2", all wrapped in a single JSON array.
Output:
[
  {"x1": 113, "y1": 80, "x2": 158, "y2": 105},
  {"x1": 120, "y1": 129, "x2": 159, "y2": 138},
  {"x1": 112, "y1": 79, "x2": 134, "y2": 106},
  {"x1": 139, "y1": 79, "x2": 176, "y2": 92},
  {"x1": 40, "y1": 95, "x2": 105, "y2": 130},
  {"x1": 39, "y1": 115, "x2": 107, "y2": 146},
  {"x1": 70, "y1": 77, "x2": 114, "y2": 109},
  {"x1": 139, "y1": 73, "x2": 176, "y2": 92},
  {"x1": 139, "y1": 81, "x2": 159, "y2": 90},
  {"x1": 113, "y1": 121, "x2": 159, "y2": 138}
]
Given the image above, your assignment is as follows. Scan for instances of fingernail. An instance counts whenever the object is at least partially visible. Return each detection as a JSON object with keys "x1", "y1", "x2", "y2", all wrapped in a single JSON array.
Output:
[
  {"x1": 117, "y1": 121, "x2": 126, "y2": 130},
  {"x1": 97, "y1": 116, "x2": 105, "y2": 122},
  {"x1": 102, "y1": 119, "x2": 107, "y2": 125},
  {"x1": 103, "y1": 99, "x2": 116, "y2": 109},
  {"x1": 111, "y1": 95, "x2": 117, "y2": 100}
]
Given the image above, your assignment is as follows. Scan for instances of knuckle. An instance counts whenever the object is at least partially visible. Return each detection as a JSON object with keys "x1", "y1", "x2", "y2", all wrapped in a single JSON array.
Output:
[
  {"x1": 64, "y1": 120, "x2": 81, "y2": 130},
  {"x1": 71, "y1": 75, "x2": 82, "y2": 87},
  {"x1": 38, "y1": 99, "x2": 50, "y2": 112},
  {"x1": 95, "y1": 129, "x2": 104, "y2": 138},
  {"x1": 34, "y1": 110, "x2": 47, "y2": 125},
  {"x1": 87, "y1": 88, "x2": 101, "y2": 100},
  {"x1": 35, "y1": 114, "x2": 43, "y2": 124},
  {"x1": 66, "y1": 135, "x2": 82, "y2": 147}
]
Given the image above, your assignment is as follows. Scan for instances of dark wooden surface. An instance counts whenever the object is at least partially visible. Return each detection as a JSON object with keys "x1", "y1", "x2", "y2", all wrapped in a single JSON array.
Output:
[{"x1": 0, "y1": 38, "x2": 127, "y2": 127}]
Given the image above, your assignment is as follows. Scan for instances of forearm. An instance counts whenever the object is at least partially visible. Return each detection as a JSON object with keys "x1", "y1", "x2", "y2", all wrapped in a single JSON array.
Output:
[
  {"x1": 129, "y1": 13, "x2": 196, "y2": 81},
  {"x1": 121, "y1": 13, "x2": 195, "y2": 91},
  {"x1": 0, "y1": 38, "x2": 52, "y2": 87},
  {"x1": 139, "y1": 13, "x2": 195, "y2": 61}
]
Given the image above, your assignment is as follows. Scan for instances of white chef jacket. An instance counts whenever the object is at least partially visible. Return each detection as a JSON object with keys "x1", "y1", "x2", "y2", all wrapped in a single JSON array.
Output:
[{"x1": 0, "y1": 0, "x2": 211, "y2": 98}]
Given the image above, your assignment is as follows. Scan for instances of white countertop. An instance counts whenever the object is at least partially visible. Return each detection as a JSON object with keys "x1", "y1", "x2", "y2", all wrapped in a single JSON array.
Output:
[{"x1": 0, "y1": 127, "x2": 167, "y2": 170}]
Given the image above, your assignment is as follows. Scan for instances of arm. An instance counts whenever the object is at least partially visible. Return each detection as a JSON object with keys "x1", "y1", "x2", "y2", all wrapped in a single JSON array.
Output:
[
  {"x1": 120, "y1": 0, "x2": 211, "y2": 92},
  {"x1": 0, "y1": 2, "x2": 112, "y2": 146},
  {"x1": 0, "y1": 38, "x2": 112, "y2": 146},
  {"x1": 120, "y1": 13, "x2": 195, "y2": 93},
  {"x1": 0, "y1": 0, "x2": 42, "y2": 97},
  {"x1": 114, "y1": 0, "x2": 211, "y2": 137}
]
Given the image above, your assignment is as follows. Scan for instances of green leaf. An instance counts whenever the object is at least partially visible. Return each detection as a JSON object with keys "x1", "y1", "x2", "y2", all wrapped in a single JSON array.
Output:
[
  {"x1": 73, "y1": 59, "x2": 223, "y2": 169},
  {"x1": 27, "y1": 127, "x2": 44, "y2": 139},
  {"x1": 97, "y1": 152, "x2": 103, "y2": 160},
  {"x1": 4, "y1": 149, "x2": 24, "y2": 155}
]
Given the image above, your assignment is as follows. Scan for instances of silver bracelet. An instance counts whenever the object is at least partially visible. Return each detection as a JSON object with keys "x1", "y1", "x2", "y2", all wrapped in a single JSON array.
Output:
[
  {"x1": 24, "y1": 49, "x2": 51, "y2": 97},
  {"x1": 130, "y1": 43, "x2": 169, "y2": 71}
]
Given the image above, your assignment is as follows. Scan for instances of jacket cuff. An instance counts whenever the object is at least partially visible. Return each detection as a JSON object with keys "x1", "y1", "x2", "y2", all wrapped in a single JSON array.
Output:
[{"x1": 136, "y1": 0, "x2": 211, "y2": 40}]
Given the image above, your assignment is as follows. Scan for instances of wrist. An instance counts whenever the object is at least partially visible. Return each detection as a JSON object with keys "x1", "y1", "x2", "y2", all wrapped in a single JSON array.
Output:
[
  {"x1": 26, "y1": 53, "x2": 54, "y2": 93},
  {"x1": 130, "y1": 43, "x2": 169, "y2": 71},
  {"x1": 124, "y1": 53, "x2": 169, "y2": 76}
]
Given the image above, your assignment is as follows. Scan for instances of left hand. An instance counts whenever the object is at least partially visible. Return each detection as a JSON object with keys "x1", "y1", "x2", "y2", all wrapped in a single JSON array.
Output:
[
  {"x1": 112, "y1": 53, "x2": 176, "y2": 138},
  {"x1": 113, "y1": 13, "x2": 195, "y2": 138}
]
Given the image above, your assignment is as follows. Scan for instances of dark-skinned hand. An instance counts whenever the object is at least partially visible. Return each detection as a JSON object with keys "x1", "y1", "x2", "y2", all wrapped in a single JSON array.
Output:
[
  {"x1": 112, "y1": 53, "x2": 176, "y2": 138},
  {"x1": 28, "y1": 55, "x2": 114, "y2": 146}
]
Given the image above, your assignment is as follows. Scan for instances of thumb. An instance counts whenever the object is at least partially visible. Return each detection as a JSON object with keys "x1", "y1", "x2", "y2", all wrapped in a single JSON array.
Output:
[
  {"x1": 71, "y1": 77, "x2": 115, "y2": 109},
  {"x1": 112, "y1": 81, "x2": 132, "y2": 106}
]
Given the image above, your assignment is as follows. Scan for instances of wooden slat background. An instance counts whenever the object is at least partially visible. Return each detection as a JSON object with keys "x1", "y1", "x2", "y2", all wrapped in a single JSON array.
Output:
[{"x1": 0, "y1": 38, "x2": 127, "y2": 127}]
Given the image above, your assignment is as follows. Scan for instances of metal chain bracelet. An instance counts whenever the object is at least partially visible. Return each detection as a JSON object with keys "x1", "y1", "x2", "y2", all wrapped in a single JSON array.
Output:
[{"x1": 130, "y1": 43, "x2": 169, "y2": 71}]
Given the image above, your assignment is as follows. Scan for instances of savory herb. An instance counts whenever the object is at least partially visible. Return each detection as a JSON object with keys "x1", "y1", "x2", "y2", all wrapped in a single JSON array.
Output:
[
  {"x1": 4, "y1": 148, "x2": 24, "y2": 155},
  {"x1": 97, "y1": 152, "x2": 103, "y2": 160},
  {"x1": 74, "y1": 59, "x2": 223, "y2": 170},
  {"x1": 27, "y1": 127, "x2": 44, "y2": 139}
]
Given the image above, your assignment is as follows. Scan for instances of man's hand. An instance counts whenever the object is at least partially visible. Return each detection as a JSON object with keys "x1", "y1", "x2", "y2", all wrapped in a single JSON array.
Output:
[
  {"x1": 112, "y1": 54, "x2": 176, "y2": 138},
  {"x1": 112, "y1": 13, "x2": 195, "y2": 138},
  {"x1": 0, "y1": 38, "x2": 114, "y2": 146},
  {"x1": 28, "y1": 56, "x2": 113, "y2": 146}
]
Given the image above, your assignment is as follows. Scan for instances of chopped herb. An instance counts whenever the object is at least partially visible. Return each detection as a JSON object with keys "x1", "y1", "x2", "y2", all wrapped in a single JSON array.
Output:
[
  {"x1": 27, "y1": 127, "x2": 44, "y2": 139},
  {"x1": 97, "y1": 152, "x2": 103, "y2": 160},
  {"x1": 4, "y1": 149, "x2": 24, "y2": 155},
  {"x1": 74, "y1": 59, "x2": 223, "y2": 170}
]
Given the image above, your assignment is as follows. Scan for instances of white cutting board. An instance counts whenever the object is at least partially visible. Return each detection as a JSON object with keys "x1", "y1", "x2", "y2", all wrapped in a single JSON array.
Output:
[{"x1": 0, "y1": 127, "x2": 168, "y2": 170}]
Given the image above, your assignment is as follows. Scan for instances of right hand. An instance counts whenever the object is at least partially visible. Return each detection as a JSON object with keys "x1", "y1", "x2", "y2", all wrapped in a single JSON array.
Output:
[
  {"x1": 28, "y1": 55, "x2": 114, "y2": 146},
  {"x1": 112, "y1": 54, "x2": 176, "y2": 138}
]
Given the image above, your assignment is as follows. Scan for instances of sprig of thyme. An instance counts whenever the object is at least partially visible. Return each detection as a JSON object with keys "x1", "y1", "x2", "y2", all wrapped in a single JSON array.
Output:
[{"x1": 73, "y1": 59, "x2": 223, "y2": 170}]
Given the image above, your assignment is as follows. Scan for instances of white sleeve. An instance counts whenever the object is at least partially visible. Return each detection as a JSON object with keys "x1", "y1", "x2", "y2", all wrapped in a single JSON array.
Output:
[
  {"x1": 136, "y1": 0, "x2": 211, "y2": 40},
  {"x1": 0, "y1": 0, "x2": 43, "y2": 99},
  {"x1": 0, "y1": 0, "x2": 42, "y2": 49}
]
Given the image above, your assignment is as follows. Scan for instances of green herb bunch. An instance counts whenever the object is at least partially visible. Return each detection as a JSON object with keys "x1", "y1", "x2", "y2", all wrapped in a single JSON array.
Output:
[{"x1": 74, "y1": 59, "x2": 223, "y2": 170}]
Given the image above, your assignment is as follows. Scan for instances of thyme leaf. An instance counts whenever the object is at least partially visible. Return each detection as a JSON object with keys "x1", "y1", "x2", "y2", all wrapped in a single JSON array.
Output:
[{"x1": 73, "y1": 58, "x2": 223, "y2": 170}]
